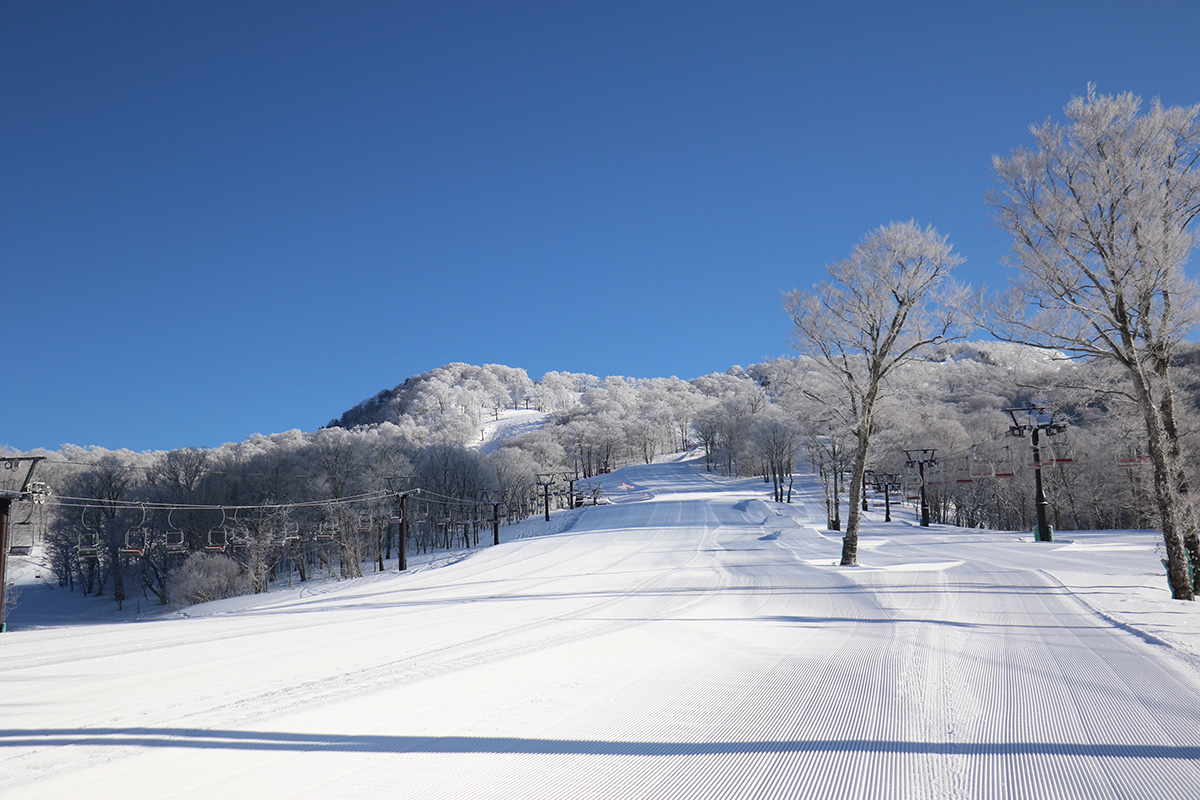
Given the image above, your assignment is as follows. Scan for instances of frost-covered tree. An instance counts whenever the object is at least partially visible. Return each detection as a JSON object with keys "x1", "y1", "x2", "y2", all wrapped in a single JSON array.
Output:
[
  {"x1": 784, "y1": 221, "x2": 966, "y2": 565},
  {"x1": 688, "y1": 371, "x2": 768, "y2": 475},
  {"x1": 486, "y1": 446, "x2": 541, "y2": 518},
  {"x1": 751, "y1": 406, "x2": 802, "y2": 502},
  {"x1": 169, "y1": 552, "x2": 247, "y2": 608},
  {"x1": 989, "y1": 87, "x2": 1200, "y2": 599},
  {"x1": 484, "y1": 364, "x2": 533, "y2": 412},
  {"x1": 534, "y1": 371, "x2": 595, "y2": 412}
]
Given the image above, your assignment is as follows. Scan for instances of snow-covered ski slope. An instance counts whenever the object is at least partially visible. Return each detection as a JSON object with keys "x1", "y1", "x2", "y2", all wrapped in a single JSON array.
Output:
[
  {"x1": 473, "y1": 408, "x2": 547, "y2": 454},
  {"x1": 5, "y1": 458, "x2": 1200, "y2": 799}
]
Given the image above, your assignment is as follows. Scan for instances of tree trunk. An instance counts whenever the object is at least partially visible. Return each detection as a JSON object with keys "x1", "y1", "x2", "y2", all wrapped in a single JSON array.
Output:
[
  {"x1": 841, "y1": 428, "x2": 871, "y2": 566},
  {"x1": 1132, "y1": 366, "x2": 1195, "y2": 600}
]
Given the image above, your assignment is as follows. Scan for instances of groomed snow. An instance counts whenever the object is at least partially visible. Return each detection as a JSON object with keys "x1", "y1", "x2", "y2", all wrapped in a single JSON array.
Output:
[
  {"x1": 4, "y1": 458, "x2": 1200, "y2": 798},
  {"x1": 473, "y1": 408, "x2": 548, "y2": 454}
]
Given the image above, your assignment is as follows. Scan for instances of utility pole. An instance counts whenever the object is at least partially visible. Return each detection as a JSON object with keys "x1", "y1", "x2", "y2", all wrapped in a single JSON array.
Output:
[
  {"x1": 903, "y1": 449, "x2": 937, "y2": 527},
  {"x1": 1006, "y1": 406, "x2": 1064, "y2": 543},
  {"x1": 0, "y1": 457, "x2": 45, "y2": 633}
]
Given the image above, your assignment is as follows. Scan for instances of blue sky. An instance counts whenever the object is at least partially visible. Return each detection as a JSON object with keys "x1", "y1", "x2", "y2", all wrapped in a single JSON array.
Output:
[{"x1": 3, "y1": 1, "x2": 1198, "y2": 452}]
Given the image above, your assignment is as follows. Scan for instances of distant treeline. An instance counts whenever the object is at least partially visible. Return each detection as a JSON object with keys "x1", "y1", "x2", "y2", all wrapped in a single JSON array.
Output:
[{"x1": 9, "y1": 343, "x2": 1200, "y2": 611}]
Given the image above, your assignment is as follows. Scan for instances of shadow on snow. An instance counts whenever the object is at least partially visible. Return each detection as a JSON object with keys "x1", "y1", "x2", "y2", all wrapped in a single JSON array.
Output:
[{"x1": 2, "y1": 728, "x2": 1198, "y2": 759}]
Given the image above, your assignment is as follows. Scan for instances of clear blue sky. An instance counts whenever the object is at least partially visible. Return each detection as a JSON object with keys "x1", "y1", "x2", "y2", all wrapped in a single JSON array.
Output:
[{"x1": 3, "y1": 1, "x2": 1198, "y2": 452}]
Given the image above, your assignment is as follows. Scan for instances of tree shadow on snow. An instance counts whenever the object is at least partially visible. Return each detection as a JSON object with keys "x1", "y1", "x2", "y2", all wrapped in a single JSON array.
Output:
[{"x1": 2, "y1": 728, "x2": 1198, "y2": 760}]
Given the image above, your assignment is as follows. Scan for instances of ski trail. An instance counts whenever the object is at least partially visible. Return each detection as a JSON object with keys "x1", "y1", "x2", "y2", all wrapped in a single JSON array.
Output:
[{"x1": 6, "y1": 463, "x2": 1200, "y2": 798}]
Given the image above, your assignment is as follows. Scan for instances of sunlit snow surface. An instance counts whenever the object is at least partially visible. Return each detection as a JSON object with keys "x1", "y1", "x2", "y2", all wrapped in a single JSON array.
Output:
[
  {"x1": 472, "y1": 408, "x2": 548, "y2": 454},
  {"x1": 4, "y1": 458, "x2": 1200, "y2": 799}
]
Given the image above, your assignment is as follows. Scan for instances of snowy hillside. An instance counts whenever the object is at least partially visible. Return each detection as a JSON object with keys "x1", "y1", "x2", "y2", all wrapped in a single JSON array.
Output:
[
  {"x1": 4, "y1": 458, "x2": 1200, "y2": 798},
  {"x1": 471, "y1": 408, "x2": 548, "y2": 454}
]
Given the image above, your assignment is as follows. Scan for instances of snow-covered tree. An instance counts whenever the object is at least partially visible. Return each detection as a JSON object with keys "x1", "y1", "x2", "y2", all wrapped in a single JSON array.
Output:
[
  {"x1": 751, "y1": 406, "x2": 802, "y2": 503},
  {"x1": 989, "y1": 86, "x2": 1200, "y2": 599},
  {"x1": 784, "y1": 220, "x2": 966, "y2": 565}
]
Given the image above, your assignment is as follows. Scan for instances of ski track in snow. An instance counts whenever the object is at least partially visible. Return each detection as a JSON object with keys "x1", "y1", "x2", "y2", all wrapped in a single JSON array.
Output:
[{"x1": 4, "y1": 459, "x2": 1200, "y2": 798}]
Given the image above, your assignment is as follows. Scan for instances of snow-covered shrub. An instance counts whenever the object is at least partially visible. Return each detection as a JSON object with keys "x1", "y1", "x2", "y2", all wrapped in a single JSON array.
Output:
[
  {"x1": 168, "y1": 553, "x2": 247, "y2": 609},
  {"x1": 2, "y1": 577, "x2": 17, "y2": 628}
]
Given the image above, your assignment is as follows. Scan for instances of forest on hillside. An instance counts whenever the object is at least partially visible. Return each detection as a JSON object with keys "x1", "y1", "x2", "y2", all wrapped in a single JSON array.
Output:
[{"x1": 6, "y1": 343, "x2": 1198, "y2": 613}]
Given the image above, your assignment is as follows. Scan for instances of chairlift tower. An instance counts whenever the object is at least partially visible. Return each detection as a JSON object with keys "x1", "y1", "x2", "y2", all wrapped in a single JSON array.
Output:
[
  {"x1": 902, "y1": 449, "x2": 937, "y2": 527},
  {"x1": 481, "y1": 489, "x2": 505, "y2": 547},
  {"x1": 1006, "y1": 406, "x2": 1065, "y2": 543},
  {"x1": 384, "y1": 476, "x2": 418, "y2": 572},
  {"x1": 867, "y1": 470, "x2": 901, "y2": 523},
  {"x1": 536, "y1": 474, "x2": 557, "y2": 522},
  {"x1": 560, "y1": 473, "x2": 581, "y2": 510},
  {"x1": 0, "y1": 457, "x2": 46, "y2": 633}
]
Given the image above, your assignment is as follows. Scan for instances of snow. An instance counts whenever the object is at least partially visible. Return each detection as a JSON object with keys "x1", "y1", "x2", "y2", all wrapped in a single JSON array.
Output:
[
  {"x1": 472, "y1": 408, "x2": 548, "y2": 454},
  {"x1": 4, "y1": 457, "x2": 1200, "y2": 798}
]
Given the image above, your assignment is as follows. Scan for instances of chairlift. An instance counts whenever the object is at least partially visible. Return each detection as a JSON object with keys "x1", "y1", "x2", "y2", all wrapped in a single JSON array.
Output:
[
  {"x1": 225, "y1": 511, "x2": 251, "y2": 548},
  {"x1": 8, "y1": 522, "x2": 34, "y2": 556},
  {"x1": 969, "y1": 447, "x2": 994, "y2": 478},
  {"x1": 993, "y1": 446, "x2": 1016, "y2": 478},
  {"x1": 76, "y1": 507, "x2": 100, "y2": 559},
  {"x1": 925, "y1": 465, "x2": 949, "y2": 487},
  {"x1": 1026, "y1": 437, "x2": 1064, "y2": 470},
  {"x1": 77, "y1": 532, "x2": 100, "y2": 560},
  {"x1": 8, "y1": 503, "x2": 36, "y2": 555},
  {"x1": 121, "y1": 506, "x2": 148, "y2": 556},
  {"x1": 357, "y1": 513, "x2": 371, "y2": 534},
  {"x1": 272, "y1": 520, "x2": 300, "y2": 547},
  {"x1": 228, "y1": 509, "x2": 252, "y2": 548},
  {"x1": 1030, "y1": 446, "x2": 1071, "y2": 469},
  {"x1": 1118, "y1": 449, "x2": 1152, "y2": 468},
  {"x1": 121, "y1": 528, "x2": 147, "y2": 557},
  {"x1": 165, "y1": 510, "x2": 186, "y2": 554},
  {"x1": 206, "y1": 509, "x2": 228, "y2": 553},
  {"x1": 1048, "y1": 427, "x2": 1075, "y2": 465}
]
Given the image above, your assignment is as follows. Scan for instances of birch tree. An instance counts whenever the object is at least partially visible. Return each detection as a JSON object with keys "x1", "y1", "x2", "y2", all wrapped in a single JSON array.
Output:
[
  {"x1": 989, "y1": 86, "x2": 1200, "y2": 599},
  {"x1": 784, "y1": 221, "x2": 966, "y2": 565}
]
